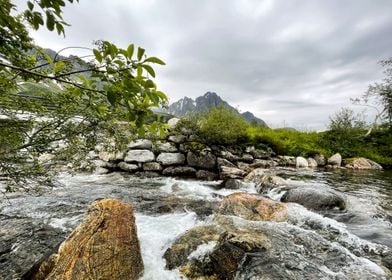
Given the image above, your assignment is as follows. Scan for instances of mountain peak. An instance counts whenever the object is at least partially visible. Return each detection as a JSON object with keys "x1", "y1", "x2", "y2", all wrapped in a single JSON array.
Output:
[{"x1": 167, "y1": 92, "x2": 267, "y2": 127}]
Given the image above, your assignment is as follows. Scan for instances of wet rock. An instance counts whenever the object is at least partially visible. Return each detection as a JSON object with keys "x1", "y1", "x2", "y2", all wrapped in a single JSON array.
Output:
[
  {"x1": 124, "y1": 149, "x2": 155, "y2": 163},
  {"x1": 127, "y1": 139, "x2": 152, "y2": 149},
  {"x1": 0, "y1": 217, "x2": 66, "y2": 280},
  {"x1": 243, "y1": 168, "x2": 265, "y2": 183},
  {"x1": 345, "y1": 157, "x2": 383, "y2": 170},
  {"x1": 118, "y1": 162, "x2": 139, "y2": 172},
  {"x1": 94, "y1": 167, "x2": 110, "y2": 174},
  {"x1": 153, "y1": 141, "x2": 178, "y2": 152},
  {"x1": 142, "y1": 162, "x2": 162, "y2": 171},
  {"x1": 140, "y1": 196, "x2": 218, "y2": 217},
  {"x1": 156, "y1": 152, "x2": 185, "y2": 166},
  {"x1": 219, "y1": 150, "x2": 241, "y2": 162},
  {"x1": 296, "y1": 156, "x2": 308, "y2": 168},
  {"x1": 240, "y1": 153, "x2": 254, "y2": 163},
  {"x1": 187, "y1": 151, "x2": 217, "y2": 170},
  {"x1": 134, "y1": 171, "x2": 160, "y2": 178},
  {"x1": 219, "y1": 166, "x2": 247, "y2": 180},
  {"x1": 224, "y1": 179, "x2": 247, "y2": 189},
  {"x1": 24, "y1": 199, "x2": 143, "y2": 280},
  {"x1": 92, "y1": 159, "x2": 116, "y2": 169},
  {"x1": 196, "y1": 170, "x2": 219, "y2": 181},
  {"x1": 314, "y1": 154, "x2": 326, "y2": 166},
  {"x1": 278, "y1": 155, "x2": 296, "y2": 166},
  {"x1": 162, "y1": 166, "x2": 197, "y2": 177},
  {"x1": 307, "y1": 157, "x2": 318, "y2": 168},
  {"x1": 208, "y1": 230, "x2": 271, "y2": 280},
  {"x1": 382, "y1": 251, "x2": 392, "y2": 271},
  {"x1": 249, "y1": 159, "x2": 278, "y2": 169},
  {"x1": 328, "y1": 153, "x2": 342, "y2": 167},
  {"x1": 168, "y1": 135, "x2": 186, "y2": 144},
  {"x1": 163, "y1": 225, "x2": 222, "y2": 270},
  {"x1": 246, "y1": 145, "x2": 274, "y2": 159},
  {"x1": 281, "y1": 187, "x2": 346, "y2": 210},
  {"x1": 217, "y1": 157, "x2": 237, "y2": 169},
  {"x1": 218, "y1": 192, "x2": 288, "y2": 222},
  {"x1": 255, "y1": 175, "x2": 287, "y2": 193},
  {"x1": 237, "y1": 162, "x2": 252, "y2": 173}
]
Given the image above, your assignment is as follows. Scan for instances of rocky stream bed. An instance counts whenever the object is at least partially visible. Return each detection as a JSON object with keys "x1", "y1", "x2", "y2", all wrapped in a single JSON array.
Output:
[{"x1": 1, "y1": 167, "x2": 392, "y2": 279}]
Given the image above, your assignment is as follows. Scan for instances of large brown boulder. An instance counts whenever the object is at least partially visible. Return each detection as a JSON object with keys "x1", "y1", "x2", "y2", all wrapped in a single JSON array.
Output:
[
  {"x1": 24, "y1": 199, "x2": 143, "y2": 280},
  {"x1": 218, "y1": 192, "x2": 288, "y2": 222}
]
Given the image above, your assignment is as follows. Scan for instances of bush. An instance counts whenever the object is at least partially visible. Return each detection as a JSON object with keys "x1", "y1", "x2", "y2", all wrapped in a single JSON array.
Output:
[
  {"x1": 198, "y1": 107, "x2": 250, "y2": 145},
  {"x1": 174, "y1": 107, "x2": 250, "y2": 145},
  {"x1": 247, "y1": 126, "x2": 326, "y2": 157}
]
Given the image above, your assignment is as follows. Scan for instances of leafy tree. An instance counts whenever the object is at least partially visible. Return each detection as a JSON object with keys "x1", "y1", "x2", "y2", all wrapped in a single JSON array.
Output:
[
  {"x1": 352, "y1": 58, "x2": 392, "y2": 133},
  {"x1": 0, "y1": 0, "x2": 168, "y2": 190},
  {"x1": 320, "y1": 108, "x2": 367, "y2": 157}
]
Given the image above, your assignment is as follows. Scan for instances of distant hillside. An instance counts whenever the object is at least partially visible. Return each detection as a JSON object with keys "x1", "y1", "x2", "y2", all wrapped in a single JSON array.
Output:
[{"x1": 167, "y1": 92, "x2": 267, "y2": 127}]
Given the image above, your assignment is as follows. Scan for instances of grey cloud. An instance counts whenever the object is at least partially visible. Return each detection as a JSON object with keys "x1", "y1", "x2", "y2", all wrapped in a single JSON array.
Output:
[{"x1": 17, "y1": 0, "x2": 392, "y2": 129}]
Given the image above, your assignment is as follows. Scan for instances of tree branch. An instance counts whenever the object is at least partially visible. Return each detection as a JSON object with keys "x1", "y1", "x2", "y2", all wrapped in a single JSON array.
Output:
[{"x1": 0, "y1": 61, "x2": 105, "y2": 93}]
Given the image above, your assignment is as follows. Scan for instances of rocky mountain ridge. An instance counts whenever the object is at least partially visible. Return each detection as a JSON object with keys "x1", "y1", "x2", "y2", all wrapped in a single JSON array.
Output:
[{"x1": 167, "y1": 92, "x2": 267, "y2": 127}]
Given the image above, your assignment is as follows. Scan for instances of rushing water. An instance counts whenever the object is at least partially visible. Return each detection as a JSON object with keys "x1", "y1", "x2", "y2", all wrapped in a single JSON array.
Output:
[{"x1": 0, "y1": 168, "x2": 391, "y2": 279}]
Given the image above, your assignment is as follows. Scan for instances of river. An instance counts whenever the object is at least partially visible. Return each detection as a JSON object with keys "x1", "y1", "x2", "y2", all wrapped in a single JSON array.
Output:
[{"x1": 1, "y1": 168, "x2": 391, "y2": 279}]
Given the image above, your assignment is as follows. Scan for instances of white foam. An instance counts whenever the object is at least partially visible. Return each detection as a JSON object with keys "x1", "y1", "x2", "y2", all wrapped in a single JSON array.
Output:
[
  {"x1": 188, "y1": 241, "x2": 217, "y2": 261},
  {"x1": 160, "y1": 178, "x2": 257, "y2": 201},
  {"x1": 135, "y1": 211, "x2": 201, "y2": 280}
]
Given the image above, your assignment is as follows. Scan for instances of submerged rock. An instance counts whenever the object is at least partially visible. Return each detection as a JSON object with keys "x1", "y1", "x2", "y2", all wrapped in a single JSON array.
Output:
[
  {"x1": 218, "y1": 192, "x2": 288, "y2": 222},
  {"x1": 163, "y1": 225, "x2": 222, "y2": 270},
  {"x1": 23, "y1": 199, "x2": 143, "y2": 280},
  {"x1": 281, "y1": 187, "x2": 346, "y2": 210},
  {"x1": 224, "y1": 179, "x2": 247, "y2": 189},
  {"x1": 255, "y1": 175, "x2": 287, "y2": 193}
]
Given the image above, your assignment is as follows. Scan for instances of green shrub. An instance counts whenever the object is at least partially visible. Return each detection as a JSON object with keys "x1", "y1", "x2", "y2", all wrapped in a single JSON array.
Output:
[
  {"x1": 199, "y1": 107, "x2": 250, "y2": 145},
  {"x1": 247, "y1": 126, "x2": 327, "y2": 157}
]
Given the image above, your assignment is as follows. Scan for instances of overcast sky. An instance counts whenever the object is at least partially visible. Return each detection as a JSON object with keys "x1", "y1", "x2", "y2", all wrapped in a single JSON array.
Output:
[{"x1": 17, "y1": 0, "x2": 392, "y2": 129}]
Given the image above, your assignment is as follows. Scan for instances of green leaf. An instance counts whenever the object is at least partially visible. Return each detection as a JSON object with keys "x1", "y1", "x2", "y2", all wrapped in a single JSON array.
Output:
[
  {"x1": 54, "y1": 61, "x2": 65, "y2": 73},
  {"x1": 137, "y1": 66, "x2": 143, "y2": 77},
  {"x1": 46, "y1": 12, "x2": 55, "y2": 31},
  {"x1": 27, "y1": 1, "x2": 34, "y2": 10},
  {"x1": 137, "y1": 126, "x2": 145, "y2": 137},
  {"x1": 142, "y1": 64, "x2": 155, "y2": 78},
  {"x1": 127, "y1": 44, "x2": 134, "y2": 58},
  {"x1": 145, "y1": 79, "x2": 155, "y2": 88},
  {"x1": 55, "y1": 22, "x2": 64, "y2": 35},
  {"x1": 137, "y1": 47, "x2": 145, "y2": 61},
  {"x1": 93, "y1": 49, "x2": 102, "y2": 63},
  {"x1": 107, "y1": 91, "x2": 117, "y2": 106},
  {"x1": 144, "y1": 57, "x2": 165, "y2": 65}
]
